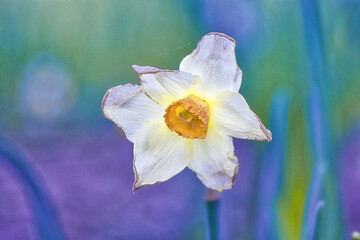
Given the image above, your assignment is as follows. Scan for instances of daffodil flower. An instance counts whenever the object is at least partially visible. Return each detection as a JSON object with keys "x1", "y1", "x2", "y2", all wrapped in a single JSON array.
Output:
[{"x1": 102, "y1": 32, "x2": 272, "y2": 192}]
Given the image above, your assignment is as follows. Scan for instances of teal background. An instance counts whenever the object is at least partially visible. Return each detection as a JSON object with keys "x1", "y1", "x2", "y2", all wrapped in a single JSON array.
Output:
[{"x1": 0, "y1": 1, "x2": 359, "y2": 239}]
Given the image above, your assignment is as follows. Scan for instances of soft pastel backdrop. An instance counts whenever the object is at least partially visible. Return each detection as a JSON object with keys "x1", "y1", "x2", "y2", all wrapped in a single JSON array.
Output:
[{"x1": 0, "y1": 0, "x2": 359, "y2": 240}]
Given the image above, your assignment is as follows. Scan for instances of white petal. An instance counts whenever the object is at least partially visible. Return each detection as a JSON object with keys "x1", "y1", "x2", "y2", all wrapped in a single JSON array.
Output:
[
  {"x1": 133, "y1": 119, "x2": 193, "y2": 190},
  {"x1": 180, "y1": 32, "x2": 242, "y2": 100},
  {"x1": 132, "y1": 65, "x2": 201, "y2": 106},
  {"x1": 102, "y1": 84, "x2": 165, "y2": 143},
  {"x1": 211, "y1": 91, "x2": 272, "y2": 141},
  {"x1": 188, "y1": 129, "x2": 239, "y2": 192}
]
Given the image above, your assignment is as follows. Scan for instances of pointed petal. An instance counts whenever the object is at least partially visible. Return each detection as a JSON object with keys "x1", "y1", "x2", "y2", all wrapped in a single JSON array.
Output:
[
  {"x1": 188, "y1": 129, "x2": 239, "y2": 192},
  {"x1": 133, "y1": 120, "x2": 193, "y2": 190},
  {"x1": 180, "y1": 32, "x2": 242, "y2": 100},
  {"x1": 211, "y1": 91, "x2": 272, "y2": 141},
  {"x1": 132, "y1": 65, "x2": 201, "y2": 106},
  {"x1": 102, "y1": 84, "x2": 165, "y2": 143}
]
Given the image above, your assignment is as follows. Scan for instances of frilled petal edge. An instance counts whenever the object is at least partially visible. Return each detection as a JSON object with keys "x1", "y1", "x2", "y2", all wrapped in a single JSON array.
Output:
[{"x1": 102, "y1": 84, "x2": 165, "y2": 143}]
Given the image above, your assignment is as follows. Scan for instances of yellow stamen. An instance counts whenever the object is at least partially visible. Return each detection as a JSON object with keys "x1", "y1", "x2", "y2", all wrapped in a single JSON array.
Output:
[{"x1": 164, "y1": 95, "x2": 210, "y2": 139}]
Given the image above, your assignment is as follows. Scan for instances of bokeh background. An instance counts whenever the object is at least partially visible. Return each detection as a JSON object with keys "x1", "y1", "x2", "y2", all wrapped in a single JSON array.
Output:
[{"x1": 0, "y1": 0, "x2": 359, "y2": 239}]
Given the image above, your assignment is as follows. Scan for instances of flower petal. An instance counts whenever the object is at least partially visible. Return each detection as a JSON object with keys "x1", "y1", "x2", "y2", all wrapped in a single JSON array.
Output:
[
  {"x1": 211, "y1": 91, "x2": 272, "y2": 141},
  {"x1": 179, "y1": 32, "x2": 242, "y2": 100},
  {"x1": 102, "y1": 84, "x2": 165, "y2": 143},
  {"x1": 188, "y1": 129, "x2": 239, "y2": 192},
  {"x1": 133, "y1": 119, "x2": 193, "y2": 190},
  {"x1": 132, "y1": 65, "x2": 201, "y2": 106}
]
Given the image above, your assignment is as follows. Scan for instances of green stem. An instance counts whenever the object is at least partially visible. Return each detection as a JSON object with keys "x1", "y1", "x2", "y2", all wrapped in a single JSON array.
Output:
[{"x1": 206, "y1": 189, "x2": 220, "y2": 240}]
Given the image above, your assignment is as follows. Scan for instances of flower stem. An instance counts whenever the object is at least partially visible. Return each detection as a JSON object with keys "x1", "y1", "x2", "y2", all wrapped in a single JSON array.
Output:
[{"x1": 205, "y1": 189, "x2": 220, "y2": 240}]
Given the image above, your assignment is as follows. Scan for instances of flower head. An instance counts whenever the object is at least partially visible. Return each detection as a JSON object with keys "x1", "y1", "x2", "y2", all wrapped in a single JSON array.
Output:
[{"x1": 102, "y1": 32, "x2": 271, "y2": 192}]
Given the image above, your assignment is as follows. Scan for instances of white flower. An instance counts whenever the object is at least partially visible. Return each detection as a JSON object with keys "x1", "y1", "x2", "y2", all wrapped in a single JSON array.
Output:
[{"x1": 102, "y1": 32, "x2": 272, "y2": 192}]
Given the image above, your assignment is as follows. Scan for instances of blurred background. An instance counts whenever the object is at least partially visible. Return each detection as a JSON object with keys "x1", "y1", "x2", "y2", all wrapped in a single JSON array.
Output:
[{"x1": 0, "y1": 0, "x2": 359, "y2": 239}]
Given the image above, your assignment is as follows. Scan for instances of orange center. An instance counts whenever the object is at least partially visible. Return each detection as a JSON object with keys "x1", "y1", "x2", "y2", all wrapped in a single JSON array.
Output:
[{"x1": 164, "y1": 95, "x2": 210, "y2": 139}]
